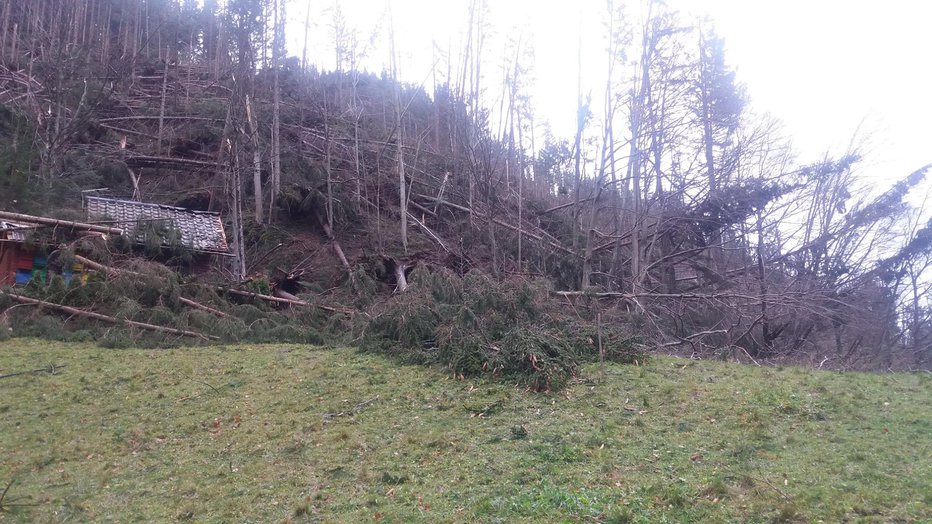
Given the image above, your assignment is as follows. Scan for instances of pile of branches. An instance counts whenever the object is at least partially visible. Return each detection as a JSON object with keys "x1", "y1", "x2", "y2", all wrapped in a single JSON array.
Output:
[
  {"x1": 0, "y1": 255, "x2": 342, "y2": 348},
  {"x1": 360, "y1": 267, "x2": 644, "y2": 391}
]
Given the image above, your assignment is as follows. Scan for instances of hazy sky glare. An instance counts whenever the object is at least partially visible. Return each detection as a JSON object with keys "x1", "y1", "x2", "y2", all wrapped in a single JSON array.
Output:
[{"x1": 286, "y1": 0, "x2": 931, "y2": 181}]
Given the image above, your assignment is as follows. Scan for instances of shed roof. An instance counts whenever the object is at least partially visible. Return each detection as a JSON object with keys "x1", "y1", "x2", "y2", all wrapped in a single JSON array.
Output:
[
  {"x1": 84, "y1": 196, "x2": 230, "y2": 255},
  {"x1": 0, "y1": 220, "x2": 32, "y2": 242}
]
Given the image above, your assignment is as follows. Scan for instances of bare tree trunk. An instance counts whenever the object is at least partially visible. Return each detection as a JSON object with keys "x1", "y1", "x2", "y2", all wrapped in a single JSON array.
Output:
[
  {"x1": 389, "y1": 4, "x2": 407, "y2": 253},
  {"x1": 628, "y1": 6, "x2": 656, "y2": 295},
  {"x1": 571, "y1": 20, "x2": 584, "y2": 252},
  {"x1": 301, "y1": 0, "x2": 310, "y2": 71},
  {"x1": 508, "y1": 38, "x2": 523, "y2": 270},
  {"x1": 351, "y1": 65, "x2": 363, "y2": 213},
  {"x1": 157, "y1": 48, "x2": 170, "y2": 155},
  {"x1": 245, "y1": 94, "x2": 263, "y2": 223},
  {"x1": 324, "y1": 108, "x2": 334, "y2": 230},
  {"x1": 269, "y1": 0, "x2": 282, "y2": 221},
  {"x1": 0, "y1": 0, "x2": 11, "y2": 64},
  {"x1": 218, "y1": 99, "x2": 246, "y2": 281}
]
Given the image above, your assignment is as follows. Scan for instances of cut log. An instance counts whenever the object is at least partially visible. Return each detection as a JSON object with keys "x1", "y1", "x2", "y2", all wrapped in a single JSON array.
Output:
[{"x1": 2, "y1": 293, "x2": 217, "y2": 340}]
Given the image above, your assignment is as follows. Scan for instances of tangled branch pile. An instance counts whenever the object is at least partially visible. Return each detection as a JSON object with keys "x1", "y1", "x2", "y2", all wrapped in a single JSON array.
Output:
[{"x1": 362, "y1": 268, "x2": 643, "y2": 390}]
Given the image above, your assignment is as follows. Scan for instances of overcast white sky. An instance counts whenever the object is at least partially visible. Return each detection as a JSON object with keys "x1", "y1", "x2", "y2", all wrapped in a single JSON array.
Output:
[{"x1": 287, "y1": 0, "x2": 931, "y2": 182}]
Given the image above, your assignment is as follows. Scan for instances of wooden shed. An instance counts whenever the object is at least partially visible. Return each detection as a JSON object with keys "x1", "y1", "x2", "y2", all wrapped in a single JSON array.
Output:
[{"x1": 0, "y1": 198, "x2": 231, "y2": 286}]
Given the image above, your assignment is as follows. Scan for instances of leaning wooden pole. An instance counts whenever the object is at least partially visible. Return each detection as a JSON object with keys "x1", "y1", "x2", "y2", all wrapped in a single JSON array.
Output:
[{"x1": 2, "y1": 293, "x2": 218, "y2": 340}]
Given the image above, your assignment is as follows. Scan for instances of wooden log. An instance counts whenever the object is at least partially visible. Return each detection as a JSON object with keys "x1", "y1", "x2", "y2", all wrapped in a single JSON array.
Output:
[
  {"x1": 2, "y1": 293, "x2": 217, "y2": 340},
  {"x1": 0, "y1": 211, "x2": 124, "y2": 235}
]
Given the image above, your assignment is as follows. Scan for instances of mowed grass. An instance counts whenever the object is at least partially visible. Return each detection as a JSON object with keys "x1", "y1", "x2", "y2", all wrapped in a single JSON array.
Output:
[{"x1": 1, "y1": 339, "x2": 930, "y2": 523}]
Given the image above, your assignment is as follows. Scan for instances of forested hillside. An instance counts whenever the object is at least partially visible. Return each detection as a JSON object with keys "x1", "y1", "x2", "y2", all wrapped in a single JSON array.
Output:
[{"x1": 1, "y1": 0, "x2": 930, "y2": 373}]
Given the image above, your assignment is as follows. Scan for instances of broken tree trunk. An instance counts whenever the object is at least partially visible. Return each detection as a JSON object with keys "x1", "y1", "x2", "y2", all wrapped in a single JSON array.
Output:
[
  {"x1": 394, "y1": 262, "x2": 408, "y2": 293},
  {"x1": 314, "y1": 209, "x2": 353, "y2": 277},
  {"x1": 2, "y1": 293, "x2": 217, "y2": 340}
]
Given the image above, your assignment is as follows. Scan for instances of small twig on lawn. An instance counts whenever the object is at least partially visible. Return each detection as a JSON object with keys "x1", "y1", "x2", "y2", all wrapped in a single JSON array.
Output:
[
  {"x1": 720, "y1": 465, "x2": 791, "y2": 502},
  {"x1": 753, "y1": 471, "x2": 791, "y2": 501},
  {"x1": 0, "y1": 479, "x2": 13, "y2": 510},
  {"x1": 177, "y1": 372, "x2": 222, "y2": 400},
  {"x1": 323, "y1": 396, "x2": 380, "y2": 419}
]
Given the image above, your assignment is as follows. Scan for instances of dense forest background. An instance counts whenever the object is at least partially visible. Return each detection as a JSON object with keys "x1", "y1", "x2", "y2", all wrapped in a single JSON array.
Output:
[{"x1": 1, "y1": 0, "x2": 930, "y2": 373}]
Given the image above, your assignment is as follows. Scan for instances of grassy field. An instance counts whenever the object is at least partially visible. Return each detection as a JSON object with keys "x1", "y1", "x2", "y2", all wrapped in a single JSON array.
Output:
[{"x1": 1, "y1": 339, "x2": 929, "y2": 523}]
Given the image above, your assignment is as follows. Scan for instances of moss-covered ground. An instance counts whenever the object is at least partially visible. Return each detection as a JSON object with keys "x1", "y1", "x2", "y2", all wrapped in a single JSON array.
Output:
[{"x1": 1, "y1": 339, "x2": 929, "y2": 522}]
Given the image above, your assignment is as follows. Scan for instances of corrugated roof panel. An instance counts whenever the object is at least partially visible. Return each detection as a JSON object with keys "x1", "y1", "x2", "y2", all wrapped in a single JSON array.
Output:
[{"x1": 84, "y1": 196, "x2": 230, "y2": 254}]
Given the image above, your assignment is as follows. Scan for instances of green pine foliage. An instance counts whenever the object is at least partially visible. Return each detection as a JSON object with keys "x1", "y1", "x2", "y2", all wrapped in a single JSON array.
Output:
[{"x1": 362, "y1": 268, "x2": 644, "y2": 390}]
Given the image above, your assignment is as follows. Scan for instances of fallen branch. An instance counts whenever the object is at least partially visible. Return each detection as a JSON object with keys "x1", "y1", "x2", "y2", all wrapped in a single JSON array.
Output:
[
  {"x1": 416, "y1": 195, "x2": 577, "y2": 257},
  {"x1": 219, "y1": 287, "x2": 354, "y2": 315},
  {"x1": 98, "y1": 115, "x2": 224, "y2": 123},
  {"x1": 221, "y1": 286, "x2": 307, "y2": 305},
  {"x1": 179, "y1": 297, "x2": 230, "y2": 318},
  {"x1": 2, "y1": 293, "x2": 217, "y2": 340},
  {"x1": 661, "y1": 329, "x2": 728, "y2": 347},
  {"x1": 538, "y1": 198, "x2": 593, "y2": 216},
  {"x1": 73, "y1": 254, "x2": 141, "y2": 276},
  {"x1": 0, "y1": 479, "x2": 13, "y2": 511},
  {"x1": 0, "y1": 364, "x2": 66, "y2": 380},
  {"x1": 407, "y1": 212, "x2": 450, "y2": 253},
  {"x1": 125, "y1": 155, "x2": 217, "y2": 169},
  {"x1": 553, "y1": 291, "x2": 778, "y2": 302}
]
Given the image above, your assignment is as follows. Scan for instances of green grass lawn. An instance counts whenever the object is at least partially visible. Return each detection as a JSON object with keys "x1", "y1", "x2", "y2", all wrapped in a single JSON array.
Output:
[{"x1": 1, "y1": 339, "x2": 929, "y2": 523}]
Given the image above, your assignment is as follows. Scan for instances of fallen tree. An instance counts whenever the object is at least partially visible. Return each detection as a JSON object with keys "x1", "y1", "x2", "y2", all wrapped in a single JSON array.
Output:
[{"x1": 1, "y1": 292, "x2": 217, "y2": 340}]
